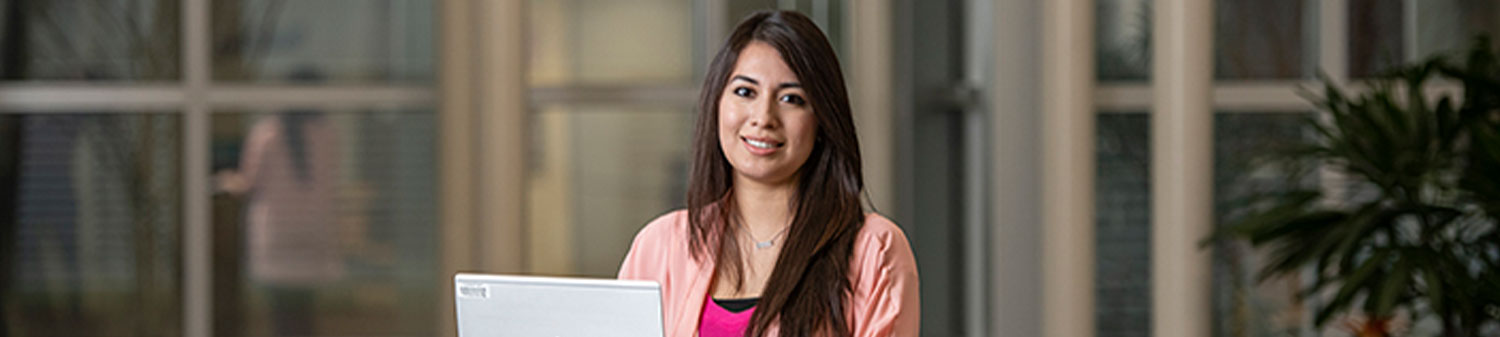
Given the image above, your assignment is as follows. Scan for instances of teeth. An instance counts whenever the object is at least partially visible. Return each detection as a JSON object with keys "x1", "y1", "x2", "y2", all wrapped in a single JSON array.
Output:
[{"x1": 746, "y1": 139, "x2": 776, "y2": 149}]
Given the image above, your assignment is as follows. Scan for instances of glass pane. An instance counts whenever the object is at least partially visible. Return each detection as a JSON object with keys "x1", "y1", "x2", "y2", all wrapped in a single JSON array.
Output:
[
  {"x1": 1416, "y1": 0, "x2": 1500, "y2": 58},
  {"x1": 1215, "y1": 0, "x2": 1309, "y2": 79},
  {"x1": 1097, "y1": 0, "x2": 1152, "y2": 81},
  {"x1": 1349, "y1": 0, "x2": 1404, "y2": 77},
  {"x1": 210, "y1": 108, "x2": 437, "y2": 337},
  {"x1": 1210, "y1": 112, "x2": 1314, "y2": 337},
  {"x1": 528, "y1": 0, "x2": 695, "y2": 87},
  {"x1": 1095, "y1": 112, "x2": 1151, "y2": 337},
  {"x1": 2, "y1": 113, "x2": 183, "y2": 337},
  {"x1": 0, "y1": 0, "x2": 180, "y2": 80},
  {"x1": 211, "y1": 0, "x2": 435, "y2": 84},
  {"x1": 1098, "y1": 0, "x2": 1312, "y2": 81},
  {"x1": 1096, "y1": 112, "x2": 1317, "y2": 337},
  {"x1": 526, "y1": 105, "x2": 692, "y2": 277}
]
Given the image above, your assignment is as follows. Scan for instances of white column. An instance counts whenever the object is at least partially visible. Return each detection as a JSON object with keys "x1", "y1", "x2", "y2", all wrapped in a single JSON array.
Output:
[
  {"x1": 1310, "y1": 2, "x2": 1347, "y2": 334},
  {"x1": 989, "y1": 0, "x2": 1043, "y2": 336},
  {"x1": 475, "y1": 0, "x2": 528, "y2": 273},
  {"x1": 849, "y1": 0, "x2": 895, "y2": 216},
  {"x1": 1150, "y1": 0, "x2": 1214, "y2": 336},
  {"x1": 438, "y1": 0, "x2": 480, "y2": 336},
  {"x1": 1041, "y1": 0, "x2": 1095, "y2": 336}
]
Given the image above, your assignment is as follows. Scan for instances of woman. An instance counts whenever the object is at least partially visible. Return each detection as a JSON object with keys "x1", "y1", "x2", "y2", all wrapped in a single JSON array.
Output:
[
  {"x1": 216, "y1": 111, "x2": 343, "y2": 337},
  {"x1": 618, "y1": 10, "x2": 919, "y2": 337}
]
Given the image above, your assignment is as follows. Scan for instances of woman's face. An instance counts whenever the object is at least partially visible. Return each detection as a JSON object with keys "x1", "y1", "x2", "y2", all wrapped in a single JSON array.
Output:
[{"x1": 718, "y1": 41, "x2": 818, "y2": 187}]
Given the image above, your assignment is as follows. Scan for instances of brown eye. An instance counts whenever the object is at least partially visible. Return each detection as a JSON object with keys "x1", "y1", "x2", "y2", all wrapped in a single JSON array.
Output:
[
  {"x1": 733, "y1": 87, "x2": 755, "y2": 98},
  {"x1": 779, "y1": 94, "x2": 806, "y2": 106}
]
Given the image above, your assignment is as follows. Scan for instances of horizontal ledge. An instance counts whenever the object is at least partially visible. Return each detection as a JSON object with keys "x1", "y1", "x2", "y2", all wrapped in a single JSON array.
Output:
[
  {"x1": 0, "y1": 84, "x2": 435, "y2": 112},
  {"x1": 529, "y1": 86, "x2": 698, "y2": 106},
  {"x1": 0, "y1": 85, "x2": 184, "y2": 112},
  {"x1": 1097, "y1": 82, "x2": 1312, "y2": 112},
  {"x1": 206, "y1": 86, "x2": 436, "y2": 108},
  {"x1": 1096, "y1": 81, "x2": 1465, "y2": 112}
]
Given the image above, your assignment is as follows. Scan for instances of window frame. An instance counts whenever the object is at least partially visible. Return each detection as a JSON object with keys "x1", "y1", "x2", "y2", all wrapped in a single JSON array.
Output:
[{"x1": 0, "y1": 1, "x2": 437, "y2": 336}]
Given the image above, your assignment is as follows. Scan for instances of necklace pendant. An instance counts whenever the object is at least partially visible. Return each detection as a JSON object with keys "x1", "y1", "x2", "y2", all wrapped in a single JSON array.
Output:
[{"x1": 755, "y1": 240, "x2": 774, "y2": 249}]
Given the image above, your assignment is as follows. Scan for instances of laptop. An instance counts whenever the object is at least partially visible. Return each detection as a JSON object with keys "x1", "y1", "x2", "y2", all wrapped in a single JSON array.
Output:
[{"x1": 454, "y1": 273, "x2": 664, "y2": 337}]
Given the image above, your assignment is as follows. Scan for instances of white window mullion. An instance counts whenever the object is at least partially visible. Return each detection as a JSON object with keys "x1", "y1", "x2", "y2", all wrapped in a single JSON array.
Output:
[
  {"x1": 1096, "y1": 83, "x2": 1316, "y2": 113},
  {"x1": 207, "y1": 86, "x2": 436, "y2": 108},
  {"x1": 0, "y1": 85, "x2": 434, "y2": 112},
  {"x1": 1311, "y1": 0, "x2": 1348, "y2": 336},
  {"x1": 182, "y1": 0, "x2": 211, "y2": 337},
  {"x1": 1320, "y1": 0, "x2": 1348, "y2": 80},
  {"x1": 0, "y1": 85, "x2": 185, "y2": 112}
]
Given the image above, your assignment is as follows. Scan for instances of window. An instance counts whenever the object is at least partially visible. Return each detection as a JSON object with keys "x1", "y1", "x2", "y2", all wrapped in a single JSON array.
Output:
[
  {"x1": 0, "y1": 1, "x2": 438, "y2": 337},
  {"x1": 1095, "y1": 112, "x2": 1312, "y2": 337},
  {"x1": 0, "y1": 0, "x2": 181, "y2": 81},
  {"x1": 1093, "y1": 0, "x2": 1492, "y2": 336},
  {"x1": 3, "y1": 112, "x2": 184, "y2": 337}
]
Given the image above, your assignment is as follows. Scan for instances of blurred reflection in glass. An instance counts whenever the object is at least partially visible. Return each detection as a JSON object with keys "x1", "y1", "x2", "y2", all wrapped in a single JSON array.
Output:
[
  {"x1": 1096, "y1": 0, "x2": 1152, "y2": 81},
  {"x1": 1214, "y1": 0, "x2": 1308, "y2": 79},
  {"x1": 526, "y1": 105, "x2": 692, "y2": 277},
  {"x1": 1350, "y1": 0, "x2": 1497, "y2": 78},
  {"x1": 524, "y1": 0, "x2": 701, "y2": 278},
  {"x1": 1, "y1": 113, "x2": 182, "y2": 337},
  {"x1": 1416, "y1": 0, "x2": 1500, "y2": 58},
  {"x1": 1210, "y1": 113, "x2": 1315, "y2": 337},
  {"x1": 0, "y1": 0, "x2": 181, "y2": 80},
  {"x1": 1348, "y1": 0, "x2": 1405, "y2": 78},
  {"x1": 1095, "y1": 113, "x2": 1151, "y2": 337},
  {"x1": 211, "y1": 0, "x2": 434, "y2": 83},
  {"x1": 1097, "y1": 0, "x2": 1311, "y2": 81},
  {"x1": 215, "y1": 110, "x2": 343, "y2": 337},
  {"x1": 211, "y1": 107, "x2": 436, "y2": 337}
]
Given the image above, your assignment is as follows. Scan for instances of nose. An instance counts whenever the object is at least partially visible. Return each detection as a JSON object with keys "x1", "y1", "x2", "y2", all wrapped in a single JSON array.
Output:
[{"x1": 747, "y1": 97, "x2": 780, "y2": 129}]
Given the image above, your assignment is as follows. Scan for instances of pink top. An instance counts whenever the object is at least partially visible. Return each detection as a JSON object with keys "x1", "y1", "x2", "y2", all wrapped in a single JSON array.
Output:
[
  {"x1": 699, "y1": 297, "x2": 755, "y2": 337},
  {"x1": 618, "y1": 210, "x2": 920, "y2": 337}
]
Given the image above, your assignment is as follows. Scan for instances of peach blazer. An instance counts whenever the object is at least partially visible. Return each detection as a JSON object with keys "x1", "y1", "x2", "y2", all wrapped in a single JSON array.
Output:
[{"x1": 617, "y1": 210, "x2": 920, "y2": 337}]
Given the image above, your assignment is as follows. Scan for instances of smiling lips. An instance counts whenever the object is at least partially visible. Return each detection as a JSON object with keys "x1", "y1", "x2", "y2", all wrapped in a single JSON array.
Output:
[{"x1": 741, "y1": 136, "x2": 784, "y2": 155}]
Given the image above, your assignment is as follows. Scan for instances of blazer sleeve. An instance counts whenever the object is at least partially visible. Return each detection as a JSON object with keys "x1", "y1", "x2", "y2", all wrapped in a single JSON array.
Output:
[{"x1": 849, "y1": 220, "x2": 921, "y2": 337}]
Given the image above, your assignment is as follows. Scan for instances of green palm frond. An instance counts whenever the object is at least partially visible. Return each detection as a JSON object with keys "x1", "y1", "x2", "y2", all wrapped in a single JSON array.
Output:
[{"x1": 1217, "y1": 35, "x2": 1500, "y2": 337}]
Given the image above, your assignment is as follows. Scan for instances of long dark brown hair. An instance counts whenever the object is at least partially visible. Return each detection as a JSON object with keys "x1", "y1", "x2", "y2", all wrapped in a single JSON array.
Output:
[{"x1": 685, "y1": 10, "x2": 866, "y2": 337}]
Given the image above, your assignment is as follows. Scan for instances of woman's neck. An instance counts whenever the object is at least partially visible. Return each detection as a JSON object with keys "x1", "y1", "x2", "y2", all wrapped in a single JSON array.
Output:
[{"x1": 732, "y1": 174, "x2": 796, "y2": 235}]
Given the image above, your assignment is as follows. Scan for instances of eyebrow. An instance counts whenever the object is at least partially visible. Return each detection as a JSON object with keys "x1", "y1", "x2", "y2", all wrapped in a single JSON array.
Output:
[{"x1": 731, "y1": 75, "x2": 802, "y2": 90}]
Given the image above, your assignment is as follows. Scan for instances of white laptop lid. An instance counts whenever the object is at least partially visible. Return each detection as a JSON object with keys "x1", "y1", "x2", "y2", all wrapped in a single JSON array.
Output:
[{"x1": 454, "y1": 273, "x2": 664, "y2": 337}]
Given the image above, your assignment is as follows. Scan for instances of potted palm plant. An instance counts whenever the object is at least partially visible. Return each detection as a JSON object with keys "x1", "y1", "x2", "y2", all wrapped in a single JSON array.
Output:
[{"x1": 1217, "y1": 36, "x2": 1500, "y2": 337}]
